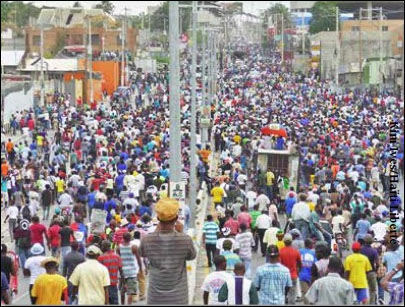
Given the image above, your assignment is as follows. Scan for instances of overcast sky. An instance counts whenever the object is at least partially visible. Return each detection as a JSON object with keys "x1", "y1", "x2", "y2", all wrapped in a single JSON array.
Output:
[{"x1": 28, "y1": 1, "x2": 290, "y2": 15}]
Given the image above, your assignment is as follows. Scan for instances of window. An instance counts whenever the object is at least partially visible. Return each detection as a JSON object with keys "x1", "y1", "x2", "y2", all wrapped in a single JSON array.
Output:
[
  {"x1": 352, "y1": 26, "x2": 360, "y2": 32},
  {"x1": 382, "y1": 26, "x2": 389, "y2": 32},
  {"x1": 267, "y1": 154, "x2": 289, "y2": 177},
  {"x1": 72, "y1": 34, "x2": 83, "y2": 45},
  {"x1": 91, "y1": 34, "x2": 100, "y2": 45},
  {"x1": 33, "y1": 35, "x2": 41, "y2": 46}
]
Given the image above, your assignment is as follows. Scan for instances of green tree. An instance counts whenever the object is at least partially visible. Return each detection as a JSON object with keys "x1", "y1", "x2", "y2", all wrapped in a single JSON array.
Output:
[
  {"x1": 7, "y1": 2, "x2": 41, "y2": 28},
  {"x1": 73, "y1": 1, "x2": 82, "y2": 8},
  {"x1": 1, "y1": 1, "x2": 12, "y2": 24},
  {"x1": 309, "y1": 1, "x2": 337, "y2": 34},
  {"x1": 94, "y1": 1, "x2": 115, "y2": 15},
  {"x1": 262, "y1": 3, "x2": 293, "y2": 30}
]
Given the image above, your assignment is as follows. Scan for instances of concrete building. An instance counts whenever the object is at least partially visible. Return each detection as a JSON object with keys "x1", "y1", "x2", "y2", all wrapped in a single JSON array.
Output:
[
  {"x1": 290, "y1": 1, "x2": 316, "y2": 13},
  {"x1": 1, "y1": 51, "x2": 25, "y2": 74},
  {"x1": 341, "y1": 19, "x2": 404, "y2": 56},
  {"x1": 25, "y1": 8, "x2": 138, "y2": 58},
  {"x1": 311, "y1": 30, "x2": 393, "y2": 85}
]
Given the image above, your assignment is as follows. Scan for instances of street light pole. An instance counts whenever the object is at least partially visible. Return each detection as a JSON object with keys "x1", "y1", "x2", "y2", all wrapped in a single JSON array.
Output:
[
  {"x1": 335, "y1": 6, "x2": 340, "y2": 87},
  {"x1": 189, "y1": 0, "x2": 198, "y2": 227},
  {"x1": 169, "y1": 1, "x2": 182, "y2": 183},
  {"x1": 40, "y1": 24, "x2": 45, "y2": 108},
  {"x1": 88, "y1": 17, "x2": 94, "y2": 104},
  {"x1": 201, "y1": 26, "x2": 208, "y2": 145},
  {"x1": 121, "y1": 12, "x2": 126, "y2": 87}
]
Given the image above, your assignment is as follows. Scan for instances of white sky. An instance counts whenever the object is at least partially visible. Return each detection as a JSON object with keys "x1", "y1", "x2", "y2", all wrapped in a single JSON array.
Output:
[{"x1": 28, "y1": 1, "x2": 290, "y2": 15}]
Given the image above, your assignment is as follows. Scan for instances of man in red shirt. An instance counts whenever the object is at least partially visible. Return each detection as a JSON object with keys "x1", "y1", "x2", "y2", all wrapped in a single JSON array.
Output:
[
  {"x1": 279, "y1": 234, "x2": 302, "y2": 305},
  {"x1": 237, "y1": 206, "x2": 252, "y2": 230},
  {"x1": 224, "y1": 212, "x2": 240, "y2": 236},
  {"x1": 30, "y1": 216, "x2": 49, "y2": 248},
  {"x1": 98, "y1": 240, "x2": 124, "y2": 305},
  {"x1": 113, "y1": 219, "x2": 129, "y2": 248},
  {"x1": 48, "y1": 220, "x2": 61, "y2": 257}
]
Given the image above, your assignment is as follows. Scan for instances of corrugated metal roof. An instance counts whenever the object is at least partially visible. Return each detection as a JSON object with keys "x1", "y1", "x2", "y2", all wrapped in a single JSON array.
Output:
[
  {"x1": 19, "y1": 58, "x2": 80, "y2": 72},
  {"x1": 1, "y1": 50, "x2": 25, "y2": 66}
]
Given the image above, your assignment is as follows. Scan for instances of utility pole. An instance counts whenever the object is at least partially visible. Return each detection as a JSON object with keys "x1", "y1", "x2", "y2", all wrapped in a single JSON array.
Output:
[
  {"x1": 281, "y1": 13, "x2": 284, "y2": 64},
  {"x1": 40, "y1": 24, "x2": 45, "y2": 108},
  {"x1": 121, "y1": 10, "x2": 126, "y2": 87},
  {"x1": 359, "y1": 8, "x2": 362, "y2": 84},
  {"x1": 189, "y1": 0, "x2": 198, "y2": 227},
  {"x1": 302, "y1": 13, "x2": 305, "y2": 55},
  {"x1": 169, "y1": 1, "x2": 182, "y2": 184},
  {"x1": 379, "y1": 6, "x2": 383, "y2": 91},
  {"x1": 335, "y1": 6, "x2": 339, "y2": 87},
  {"x1": 88, "y1": 16, "x2": 94, "y2": 104},
  {"x1": 201, "y1": 26, "x2": 208, "y2": 144}
]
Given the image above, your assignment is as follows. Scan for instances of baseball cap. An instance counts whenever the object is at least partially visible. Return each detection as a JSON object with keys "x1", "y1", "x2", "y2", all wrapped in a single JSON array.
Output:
[
  {"x1": 87, "y1": 245, "x2": 102, "y2": 256},
  {"x1": 352, "y1": 242, "x2": 361, "y2": 252},
  {"x1": 283, "y1": 234, "x2": 293, "y2": 243},
  {"x1": 267, "y1": 245, "x2": 279, "y2": 257}
]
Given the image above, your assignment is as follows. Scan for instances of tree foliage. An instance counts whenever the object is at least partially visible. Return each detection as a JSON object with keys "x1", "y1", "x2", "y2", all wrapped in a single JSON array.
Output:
[
  {"x1": 262, "y1": 3, "x2": 293, "y2": 31},
  {"x1": 1, "y1": 2, "x2": 12, "y2": 24},
  {"x1": 94, "y1": 1, "x2": 115, "y2": 15},
  {"x1": 73, "y1": 1, "x2": 82, "y2": 8},
  {"x1": 309, "y1": 1, "x2": 337, "y2": 34},
  {"x1": 3, "y1": 2, "x2": 41, "y2": 28}
]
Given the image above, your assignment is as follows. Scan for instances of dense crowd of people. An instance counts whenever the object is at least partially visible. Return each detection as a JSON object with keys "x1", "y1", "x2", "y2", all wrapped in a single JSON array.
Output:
[{"x1": 1, "y1": 42, "x2": 404, "y2": 306}]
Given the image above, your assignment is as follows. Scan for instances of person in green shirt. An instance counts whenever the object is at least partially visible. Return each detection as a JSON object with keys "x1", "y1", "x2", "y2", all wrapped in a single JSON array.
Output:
[
  {"x1": 218, "y1": 262, "x2": 259, "y2": 305},
  {"x1": 250, "y1": 204, "x2": 261, "y2": 253}
]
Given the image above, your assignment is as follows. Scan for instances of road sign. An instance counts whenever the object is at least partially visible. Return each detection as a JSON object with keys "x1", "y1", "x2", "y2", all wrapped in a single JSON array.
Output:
[{"x1": 170, "y1": 181, "x2": 186, "y2": 201}]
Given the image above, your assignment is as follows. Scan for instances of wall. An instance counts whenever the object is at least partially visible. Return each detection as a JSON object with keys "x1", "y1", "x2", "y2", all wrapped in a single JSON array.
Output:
[
  {"x1": 3, "y1": 82, "x2": 34, "y2": 121},
  {"x1": 25, "y1": 26, "x2": 138, "y2": 55},
  {"x1": 93, "y1": 61, "x2": 120, "y2": 95},
  {"x1": 341, "y1": 20, "x2": 404, "y2": 56}
]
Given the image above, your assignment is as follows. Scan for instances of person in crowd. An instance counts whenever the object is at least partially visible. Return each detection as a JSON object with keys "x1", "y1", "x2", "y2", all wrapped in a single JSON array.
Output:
[
  {"x1": 255, "y1": 245, "x2": 292, "y2": 305},
  {"x1": 201, "y1": 255, "x2": 231, "y2": 305},
  {"x1": 69, "y1": 245, "x2": 111, "y2": 305},
  {"x1": 139, "y1": 198, "x2": 196, "y2": 305},
  {"x1": 305, "y1": 256, "x2": 356, "y2": 305},
  {"x1": 31, "y1": 257, "x2": 68, "y2": 305},
  {"x1": 218, "y1": 262, "x2": 259, "y2": 305}
]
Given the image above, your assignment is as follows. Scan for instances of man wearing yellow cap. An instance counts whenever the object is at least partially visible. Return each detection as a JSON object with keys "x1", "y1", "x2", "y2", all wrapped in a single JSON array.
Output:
[{"x1": 139, "y1": 198, "x2": 196, "y2": 305}]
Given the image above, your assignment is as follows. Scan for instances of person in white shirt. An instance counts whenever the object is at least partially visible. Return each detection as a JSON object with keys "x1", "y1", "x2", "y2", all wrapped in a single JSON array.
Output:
[
  {"x1": 246, "y1": 190, "x2": 257, "y2": 210},
  {"x1": 331, "y1": 209, "x2": 346, "y2": 236},
  {"x1": 291, "y1": 194, "x2": 311, "y2": 240},
  {"x1": 370, "y1": 215, "x2": 387, "y2": 242},
  {"x1": 58, "y1": 192, "x2": 73, "y2": 209},
  {"x1": 5, "y1": 203, "x2": 19, "y2": 242},
  {"x1": 255, "y1": 193, "x2": 270, "y2": 212},
  {"x1": 256, "y1": 211, "x2": 272, "y2": 257},
  {"x1": 216, "y1": 228, "x2": 240, "y2": 254},
  {"x1": 201, "y1": 255, "x2": 232, "y2": 305}
]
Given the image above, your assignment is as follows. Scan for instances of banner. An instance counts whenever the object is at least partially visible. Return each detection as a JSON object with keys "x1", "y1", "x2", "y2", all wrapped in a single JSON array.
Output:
[{"x1": 90, "y1": 209, "x2": 107, "y2": 233}]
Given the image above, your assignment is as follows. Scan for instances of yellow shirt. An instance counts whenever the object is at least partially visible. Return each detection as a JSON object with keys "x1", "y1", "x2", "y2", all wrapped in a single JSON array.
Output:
[
  {"x1": 266, "y1": 171, "x2": 275, "y2": 186},
  {"x1": 276, "y1": 240, "x2": 285, "y2": 251},
  {"x1": 31, "y1": 273, "x2": 68, "y2": 305},
  {"x1": 233, "y1": 135, "x2": 242, "y2": 144},
  {"x1": 211, "y1": 186, "x2": 225, "y2": 204},
  {"x1": 69, "y1": 259, "x2": 110, "y2": 305},
  {"x1": 37, "y1": 135, "x2": 44, "y2": 147},
  {"x1": 308, "y1": 202, "x2": 316, "y2": 212},
  {"x1": 55, "y1": 179, "x2": 65, "y2": 193},
  {"x1": 344, "y1": 253, "x2": 372, "y2": 289}
]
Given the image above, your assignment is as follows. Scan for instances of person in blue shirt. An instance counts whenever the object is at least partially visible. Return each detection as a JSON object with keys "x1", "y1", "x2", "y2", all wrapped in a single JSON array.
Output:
[
  {"x1": 285, "y1": 192, "x2": 297, "y2": 218},
  {"x1": 117, "y1": 159, "x2": 127, "y2": 172},
  {"x1": 276, "y1": 136, "x2": 285, "y2": 150},
  {"x1": 299, "y1": 239, "x2": 317, "y2": 299},
  {"x1": 139, "y1": 202, "x2": 152, "y2": 217},
  {"x1": 87, "y1": 188, "x2": 96, "y2": 221},
  {"x1": 115, "y1": 172, "x2": 125, "y2": 197},
  {"x1": 104, "y1": 196, "x2": 117, "y2": 224},
  {"x1": 354, "y1": 213, "x2": 371, "y2": 243}
]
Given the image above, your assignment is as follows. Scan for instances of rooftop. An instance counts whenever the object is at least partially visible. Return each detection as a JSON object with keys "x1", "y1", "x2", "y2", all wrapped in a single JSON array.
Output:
[{"x1": 1, "y1": 50, "x2": 25, "y2": 67}]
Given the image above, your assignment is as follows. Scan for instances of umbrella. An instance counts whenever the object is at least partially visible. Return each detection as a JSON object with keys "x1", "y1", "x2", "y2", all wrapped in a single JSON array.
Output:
[{"x1": 261, "y1": 124, "x2": 288, "y2": 138}]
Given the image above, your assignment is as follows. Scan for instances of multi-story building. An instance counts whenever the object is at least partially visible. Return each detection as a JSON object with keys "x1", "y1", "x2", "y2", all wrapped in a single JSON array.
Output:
[{"x1": 25, "y1": 8, "x2": 138, "y2": 57}]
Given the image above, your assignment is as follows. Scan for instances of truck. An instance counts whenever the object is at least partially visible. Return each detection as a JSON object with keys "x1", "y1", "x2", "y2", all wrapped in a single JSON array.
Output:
[{"x1": 256, "y1": 145, "x2": 301, "y2": 200}]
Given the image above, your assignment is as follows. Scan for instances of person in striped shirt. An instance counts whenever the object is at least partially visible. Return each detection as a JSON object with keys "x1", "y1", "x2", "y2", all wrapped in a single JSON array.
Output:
[{"x1": 203, "y1": 215, "x2": 220, "y2": 268}]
